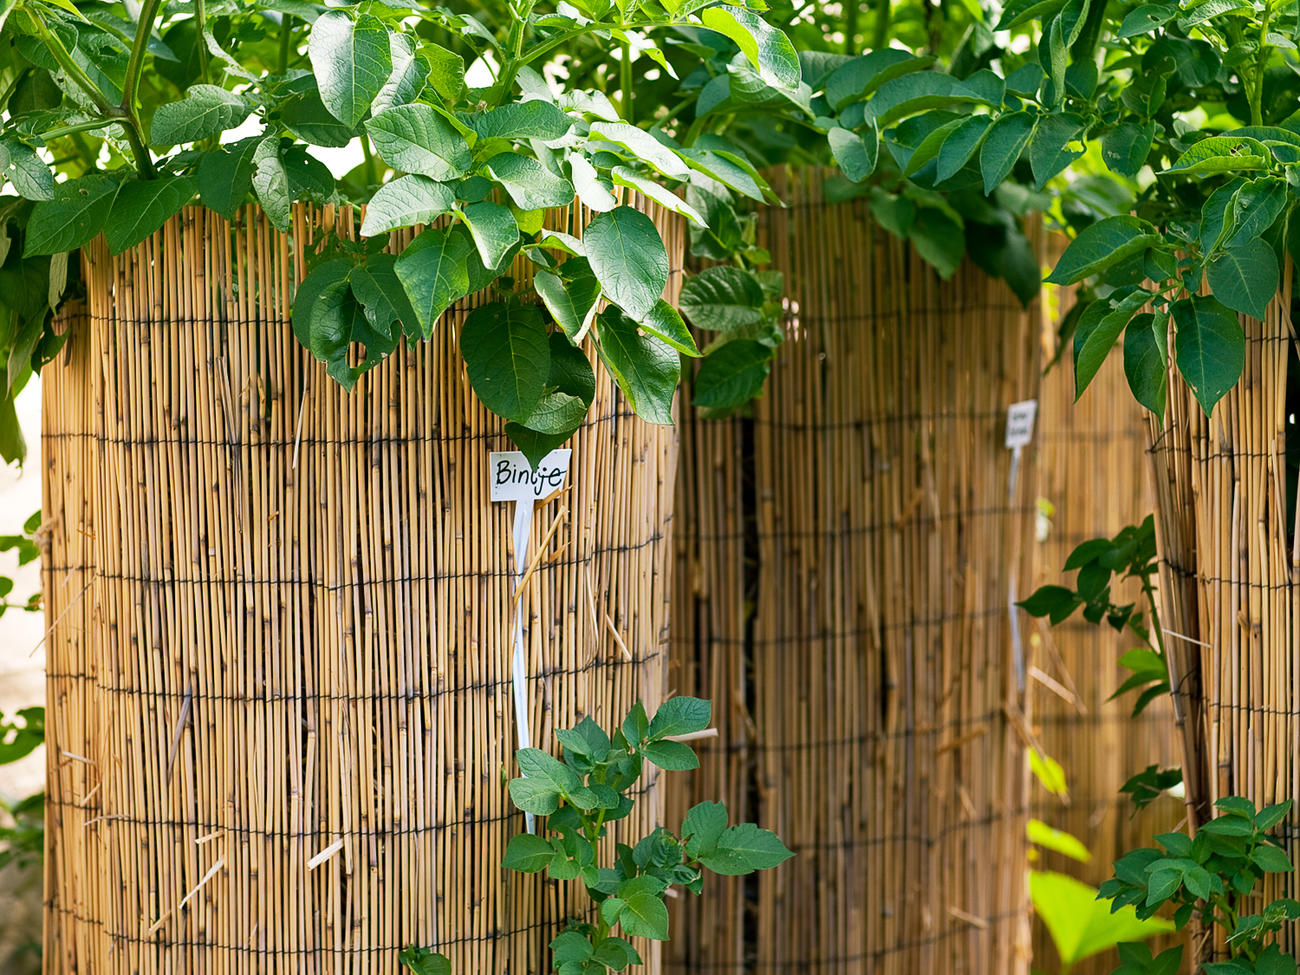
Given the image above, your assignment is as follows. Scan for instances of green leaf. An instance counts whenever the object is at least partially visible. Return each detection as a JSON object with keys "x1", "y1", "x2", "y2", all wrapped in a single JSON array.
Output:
[
  {"x1": 1026, "y1": 819, "x2": 1091, "y2": 862},
  {"x1": 459, "y1": 201, "x2": 519, "y2": 270},
  {"x1": 909, "y1": 207, "x2": 964, "y2": 279},
  {"x1": 936, "y1": 115, "x2": 991, "y2": 183},
  {"x1": 980, "y1": 111, "x2": 1036, "y2": 195},
  {"x1": 591, "y1": 936, "x2": 640, "y2": 971},
  {"x1": 696, "y1": 823, "x2": 794, "y2": 875},
  {"x1": 486, "y1": 153, "x2": 575, "y2": 210},
  {"x1": 295, "y1": 275, "x2": 369, "y2": 387},
  {"x1": 24, "y1": 174, "x2": 119, "y2": 256},
  {"x1": 828, "y1": 126, "x2": 876, "y2": 182},
  {"x1": 1257, "y1": 801, "x2": 1292, "y2": 830},
  {"x1": 1047, "y1": 216, "x2": 1161, "y2": 285},
  {"x1": 568, "y1": 154, "x2": 617, "y2": 212},
  {"x1": 1029, "y1": 113, "x2": 1085, "y2": 189},
  {"x1": 1101, "y1": 121, "x2": 1156, "y2": 178},
  {"x1": 398, "y1": 947, "x2": 452, "y2": 975},
  {"x1": 1119, "y1": 3, "x2": 1178, "y2": 36},
  {"x1": 594, "y1": 307, "x2": 679, "y2": 424},
  {"x1": 150, "y1": 85, "x2": 251, "y2": 146},
  {"x1": 699, "y1": 6, "x2": 800, "y2": 91},
  {"x1": 616, "y1": 877, "x2": 671, "y2": 940},
  {"x1": 372, "y1": 32, "x2": 429, "y2": 115},
  {"x1": 648, "y1": 696, "x2": 711, "y2": 740},
  {"x1": 824, "y1": 50, "x2": 931, "y2": 110},
  {"x1": 472, "y1": 100, "x2": 573, "y2": 141},
  {"x1": 550, "y1": 931, "x2": 594, "y2": 966},
  {"x1": 395, "y1": 226, "x2": 473, "y2": 338},
  {"x1": 683, "y1": 801, "x2": 729, "y2": 858},
  {"x1": 512, "y1": 334, "x2": 594, "y2": 440},
  {"x1": 104, "y1": 176, "x2": 196, "y2": 254},
  {"x1": 1164, "y1": 136, "x2": 1270, "y2": 177},
  {"x1": 867, "y1": 73, "x2": 986, "y2": 127},
  {"x1": 360, "y1": 176, "x2": 455, "y2": 237},
  {"x1": 1253, "y1": 844, "x2": 1293, "y2": 873},
  {"x1": 461, "y1": 301, "x2": 549, "y2": 422},
  {"x1": 4, "y1": 141, "x2": 53, "y2": 201},
  {"x1": 197, "y1": 137, "x2": 260, "y2": 220},
  {"x1": 994, "y1": 0, "x2": 1067, "y2": 30},
  {"x1": 639, "y1": 300, "x2": 699, "y2": 357},
  {"x1": 1073, "y1": 300, "x2": 1128, "y2": 399},
  {"x1": 509, "y1": 775, "x2": 561, "y2": 816},
  {"x1": 366, "y1": 104, "x2": 472, "y2": 180},
  {"x1": 608, "y1": 167, "x2": 706, "y2": 228},
  {"x1": 252, "y1": 137, "x2": 291, "y2": 232},
  {"x1": 1173, "y1": 295, "x2": 1244, "y2": 416},
  {"x1": 503, "y1": 832, "x2": 555, "y2": 872},
  {"x1": 308, "y1": 10, "x2": 392, "y2": 128},
  {"x1": 1225, "y1": 178, "x2": 1288, "y2": 249},
  {"x1": 534, "y1": 260, "x2": 601, "y2": 342},
  {"x1": 1207, "y1": 238, "x2": 1278, "y2": 320},
  {"x1": 692, "y1": 339, "x2": 772, "y2": 411},
  {"x1": 584, "y1": 206, "x2": 668, "y2": 320},
  {"x1": 643, "y1": 739, "x2": 699, "y2": 770},
  {"x1": 680, "y1": 266, "x2": 765, "y2": 332},
  {"x1": 589, "y1": 121, "x2": 690, "y2": 180},
  {"x1": 350, "y1": 255, "x2": 419, "y2": 341},
  {"x1": 1030, "y1": 872, "x2": 1174, "y2": 965},
  {"x1": 1123, "y1": 312, "x2": 1167, "y2": 416}
]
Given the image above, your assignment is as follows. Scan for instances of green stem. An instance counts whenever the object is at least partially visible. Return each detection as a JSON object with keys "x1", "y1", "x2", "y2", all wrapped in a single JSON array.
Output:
[
  {"x1": 122, "y1": 0, "x2": 165, "y2": 112},
  {"x1": 361, "y1": 134, "x2": 378, "y2": 188},
  {"x1": 620, "y1": 40, "x2": 633, "y2": 124},
  {"x1": 1249, "y1": 3, "x2": 1273, "y2": 126},
  {"x1": 845, "y1": 1, "x2": 859, "y2": 55},
  {"x1": 278, "y1": 15, "x2": 293, "y2": 73},
  {"x1": 872, "y1": 0, "x2": 891, "y2": 52},
  {"x1": 194, "y1": 0, "x2": 210, "y2": 84},
  {"x1": 25, "y1": 11, "x2": 115, "y2": 117},
  {"x1": 41, "y1": 118, "x2": 116, "y2": 141}
]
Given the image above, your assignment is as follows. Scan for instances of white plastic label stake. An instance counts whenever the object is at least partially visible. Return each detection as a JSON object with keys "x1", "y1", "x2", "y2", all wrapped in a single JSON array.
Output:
[
  {"x1": 1004, "y1": 401, "x2": 1036, "y2": 695},
  {"x1": 491, "y1": 449, "x2": 571, "y2": 832}
]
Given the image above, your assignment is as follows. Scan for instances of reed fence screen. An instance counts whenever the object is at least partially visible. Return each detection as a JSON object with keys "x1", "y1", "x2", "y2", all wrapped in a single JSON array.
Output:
[
  {"x1": 667, "y1": 168, "x2": 1041, "y2": 975},
  {"x1": 40, "y1": 200, "x2": 681, "y2": 974}
]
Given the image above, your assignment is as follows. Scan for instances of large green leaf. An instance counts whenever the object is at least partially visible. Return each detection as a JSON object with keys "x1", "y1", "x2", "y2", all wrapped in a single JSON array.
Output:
[
  {"x1": 935, "y1": 115, "x2": 991, "y2": 183},
  {"x1": 583, "y1": 206, "x2": 668, "y2": 321},
  {"x1": 828, "y1": 126, "x2": 877, "y2": 183},
  {"x1": 471, "y1": 100, "x2": 573, "y2": 141},
  {"x1": 25, "y1": 174, "x2": 120, "y2": 256},
  {"x1": 1123, "y1": 312, "x2": 1167, "y2": 417},
  {"x1": 1028, "y1": 113, "x2": 1085, "y2": 189},
  {"x1": 372, "y1": 32, "x2": 429, "y2": 115},
  {"x1": 695, "y1": 823, "x2": 794, "y2": 875},
  {"x1": 251, "y1": 136, "x2": 291, "y2": 232},
  {"x1": 980, "y1": 111, "x2": 1036, "y2": 195},
  {"x1": 640, "y1": 300, "x2": 700, "y2": 357},
  {"x1": 824, "y1": 50, "x2": 931, "y2": 110},
  {"x1": 1072, "y1": 300, "x2": 1127, "y2": 399},
  {"x1": 692, "y1": 339, "x2": 772, "y2": 411},
  {"x1": 198, "y1": 137, "x2": 260, "y2": 219},
  {"x1": 534, "y1": 259, "x2": 601, "y2": 342},
  {"x1": 648, "y1": 696, "x2": 710, "y2": 740},
  {"x1": 104, "y1": 176, "x2": 196, "y2": 254},
  {"x1": 1101, "y1": 121, "x2": 1156, "y2": 178},
  {"x1": 1164, "y1": 136, "x2": 1270, "y2": 176},
  {"x1": 699, "y1": 6, "x2": 800, "y2": 91},
  {"x1": 679, "y1": 265, "x2": 765, "y2": 331},
  {"x1": 588, "y1": 121, "x2": 690, "y2": 180},
  {"x1": 150, "y1": 85, "x2": 251, "y2": 146},
  {"x1": 608, "y1": 167, "x2": 705, "y2": 228},
  {"x1": 1030, "y1": 872, "x2": 1173, "y2": 966},
  {"x1": 459, "y1": 201, "x2": 519, "y2": 270},
  {"x1": 616, "y1": 877, "x2": 671, "y2": 941},
  {"x1": 1047, "y1": 216, "x2": 1161, "y2": 285},
  {"x1": 398, "y1": 948, "x2": 451, "y2": 975},
  {"x1": 460, "y1": 301, "x2": 550, "y2": 422},
  {"x1": 485, "y1": 153, "x2": 574, "y2": 210},
  {"x1": 1206, "y1": 238, "x2": 1278, "y2": 320},
  {"x1": 394, "y1": 226, "x2": 473, "y2": 337},
  {"x1": 308, "y1": 10, "x2": 392, "y2": 129},
  {"x1": 502, "y1": 833, "x2": 555, "y2": 873},
  {"x1": 359, "y1": 176, "x2": 455, "y2": 237},
  {"x1": 867, "y1": 73, "x2": 986, "y2": 127},
  {"x1": 366, "y1": 104, "x2": 472, "y2": 180},
  {"x1": 1173, "y1": 295, "x2": 1244, "y2": 416},
  {"x1": 594, "y1": 307, "x2": 678, "y2": 424}
]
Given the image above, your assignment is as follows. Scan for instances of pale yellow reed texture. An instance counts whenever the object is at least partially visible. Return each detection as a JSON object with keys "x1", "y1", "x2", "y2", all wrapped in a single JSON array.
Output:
[
  {"x1": 1145, "y1": 266, "x2": 1298, "y2": 961},
  {"x1": 667, "y1": 167, "x2": 1039, "y2": 975},
  {"x1": 1029, "y1": 260, "x2": 1182, "y2": 974},
  {"x1": 40, "y1": 196, "x2": 681, "y2": 974}
]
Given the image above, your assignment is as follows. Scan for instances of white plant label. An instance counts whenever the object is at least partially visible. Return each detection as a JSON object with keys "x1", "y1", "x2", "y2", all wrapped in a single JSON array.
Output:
[
  {"x1": 1004, "y1": 400, "x2": 1038, "y2": 450},
  {"x1": 490, "y1": 450, "x2": 572, "y2": 502},
  {"x1": 491, "y1": 448, "x2": 572, "y2": 833}
]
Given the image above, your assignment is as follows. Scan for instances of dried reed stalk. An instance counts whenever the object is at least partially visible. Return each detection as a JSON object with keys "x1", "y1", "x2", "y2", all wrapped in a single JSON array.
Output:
[
  {"x1": 667, "y1": 167, "x2": 1040, "y2": 974},
  {"x1": 1145, "y1": 265, "x2": 1298, "y2": 960},
  {"x1": 1030, "y1": 257, "x2": 1181, "y2": 974},
  {"x1": 40, "y1": 195, "x2": 681, "y2": 974}
]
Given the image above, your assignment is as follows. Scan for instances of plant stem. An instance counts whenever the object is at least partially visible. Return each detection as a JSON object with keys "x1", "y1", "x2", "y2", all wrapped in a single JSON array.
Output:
[
  {"x1": 872, "y1": 0, "x2": 892, "y2": 52},
  {"x1": 25, "y1": 11, "x2": 115, "y2": 117},
  {"x1": 41, "y1": 118, "x2": 116, "y2": 141},
  {"x1": 844, "y1": 1, "x2": 859, "y2": 55},
  {"x1": 1249, "y1": 2, "x2": 1273, "y2": 126},
  {"x1": 279, "y1": 16, "x2": 293, "y2": 73},
  {"x1": 119, "y1": 0, "x2": 167, "y2": 177},
  {"x1": 620, "y1": 40, "x2": 633, "y2": 124},
  {"x1": 194, "y1": 0, "x2": 210, "y2": 84}
]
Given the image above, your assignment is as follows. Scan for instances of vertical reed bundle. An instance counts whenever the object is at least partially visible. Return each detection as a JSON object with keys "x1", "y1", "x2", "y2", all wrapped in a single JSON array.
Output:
[
  {"x1": 1030, "y1": 266, "x2": 1180, "y2": 974},
  {"x1": 40, "y1": 196, "x2": 681, "y2": 974},
  {"x1": 668, "y1": 167, "x2": 1040, "y2": 974},
  {"x1": 1145, "y1": 269, "x2": 1298, "y2": 957}
]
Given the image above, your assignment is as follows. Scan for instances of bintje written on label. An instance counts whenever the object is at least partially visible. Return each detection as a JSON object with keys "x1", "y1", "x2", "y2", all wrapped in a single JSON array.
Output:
[{"x1": 490, "y1": 449, "x2": 573, "y2": 502}]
